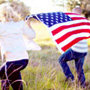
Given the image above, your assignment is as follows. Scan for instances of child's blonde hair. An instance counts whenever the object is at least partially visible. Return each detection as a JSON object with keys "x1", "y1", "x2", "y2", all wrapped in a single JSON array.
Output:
[{"x1": 0, "y1": 3, "x2": 22, "y2": 22}]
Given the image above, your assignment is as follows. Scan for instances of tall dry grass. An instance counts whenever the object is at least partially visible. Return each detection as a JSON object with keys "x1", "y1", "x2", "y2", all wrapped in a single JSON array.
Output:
[{"x1": 22, "y1": 47, "x2": 90, "y2": 90}]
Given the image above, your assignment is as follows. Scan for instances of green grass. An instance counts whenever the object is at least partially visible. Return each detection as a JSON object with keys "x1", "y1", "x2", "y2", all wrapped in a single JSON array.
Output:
[{"x1": 21, "y1": 47, "x2": 90, "y2": 90}]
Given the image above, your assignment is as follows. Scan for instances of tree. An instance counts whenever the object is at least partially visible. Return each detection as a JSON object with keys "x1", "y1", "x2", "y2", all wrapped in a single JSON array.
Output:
[
  {"x1": 67, "y1": 0, "x2": 90, "y2": 12},
  {"x1": 67, "y1": 0, "x2": 81, "y2": 11},
  {"x1": 80, "y1": 0, "x2": 90, "y2": 12},
  {"x1": 0, "y1": 0, "x2": 6, "y2": 4}
]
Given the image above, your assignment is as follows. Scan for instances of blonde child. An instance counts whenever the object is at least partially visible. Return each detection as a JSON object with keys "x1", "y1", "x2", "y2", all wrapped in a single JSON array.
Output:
[{"x1": 0, "y1": 4, "x2": 36, "y2": 90}]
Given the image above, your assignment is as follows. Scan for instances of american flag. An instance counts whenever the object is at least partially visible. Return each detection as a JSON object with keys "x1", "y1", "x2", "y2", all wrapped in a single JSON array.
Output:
[{"x1": 29, "y1": 12, "x2": 90, "y2": 53}]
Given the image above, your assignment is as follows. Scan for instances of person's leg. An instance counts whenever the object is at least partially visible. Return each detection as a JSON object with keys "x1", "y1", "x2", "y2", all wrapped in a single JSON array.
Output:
[
  {"x1": 0, "y1": 59, "x2": 28, "y2": 90},
  {"x1": 0, "y1": 63, "x2": 10, "y2": 90},
  {"x1": 75, "y1": 57, "x2": 86, "y2": 88},
  {"x1": 1, "y1": 80, "x2": 9, "y2": 90},
  {"x1": 6, "y1": 59, "x2": 28, "y2": 90},
  {"x1": 58, "y1": 49, "x2": 74, "y2": 80},
  {"x1": 9, "y1": 72, "x2": 23, "y2": 90},
  {"x1": 1, "y1": 72, "x2": 23, "y2": 90}
]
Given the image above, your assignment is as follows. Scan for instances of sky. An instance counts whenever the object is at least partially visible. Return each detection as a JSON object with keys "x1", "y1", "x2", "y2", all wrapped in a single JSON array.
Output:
[{"x1": 20, "y1": 0, "x2": 68, "y2": 14}]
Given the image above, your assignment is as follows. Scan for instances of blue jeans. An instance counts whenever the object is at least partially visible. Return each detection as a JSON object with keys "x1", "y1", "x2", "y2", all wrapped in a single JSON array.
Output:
[{"x1": 58, "y1": 49, "x2": 87, "y2": 86}]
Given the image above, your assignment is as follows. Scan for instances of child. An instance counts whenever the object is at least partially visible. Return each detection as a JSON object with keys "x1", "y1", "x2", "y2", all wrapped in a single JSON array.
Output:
[
  {"x1": 0, "y1": 4, "x2": 36, "y2": 90},
  {"x1": 58, "y1": 6, "x2": 88, "y2": 88}
]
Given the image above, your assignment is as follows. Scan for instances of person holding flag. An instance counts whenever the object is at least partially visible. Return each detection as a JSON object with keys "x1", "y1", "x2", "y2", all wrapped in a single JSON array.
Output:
[
  {"x1": 58, "y1": 6, "x2": 89, "y2": 88},
  {"x1": 26, "y1": 5, "x2": 90, "y2": 88}
]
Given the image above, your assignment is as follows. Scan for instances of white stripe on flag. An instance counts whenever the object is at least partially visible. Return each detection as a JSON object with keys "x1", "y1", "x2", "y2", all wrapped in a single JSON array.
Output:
[
  {"x1": 49, "y1": 20, "x2": 89, "y2": 32},
  {"x1": 68, "y1": 15, "x2": 85, "y2": 18},
  {"x1": 57, "y1": 33, "x2": 90, "y2": 47},
  {"x1": 53, "y1": 26, "x2": 90, "y2": 40}
]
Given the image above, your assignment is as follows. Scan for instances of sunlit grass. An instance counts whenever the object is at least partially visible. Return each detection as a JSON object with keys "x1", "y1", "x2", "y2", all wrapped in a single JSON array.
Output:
[
  {"x1": 31, "y1": 19, "x2": 56, "y2": 47},
  {"x1": 88, "y1": 39, "x2": 90, "y2": 45}
]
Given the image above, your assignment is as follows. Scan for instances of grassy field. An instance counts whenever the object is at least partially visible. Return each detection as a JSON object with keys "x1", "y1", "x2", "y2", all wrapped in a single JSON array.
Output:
[
  {"x1": 21, "y1": 21, "x2": 90, "y2": 90},
  {"x1": 2, "y1": 21, "x2": 90, "y2": 90},
  {"x1": 21, "y1": 47, "x2": 90, "y2": 90}
]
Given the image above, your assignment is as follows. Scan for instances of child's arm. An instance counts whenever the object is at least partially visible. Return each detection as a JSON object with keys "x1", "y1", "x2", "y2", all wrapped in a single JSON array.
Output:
[
  {"x1": 22, "y1": 20, "x2": 42, "y2": 51},
  {"x1": 22, "y1": 20, "x2": 36, "y2": 40}
]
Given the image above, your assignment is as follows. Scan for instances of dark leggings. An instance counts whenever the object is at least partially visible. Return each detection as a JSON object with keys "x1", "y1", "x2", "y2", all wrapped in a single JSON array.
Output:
[{"x1": 0, "y1": 59, "x2": 28, "y2": 90}]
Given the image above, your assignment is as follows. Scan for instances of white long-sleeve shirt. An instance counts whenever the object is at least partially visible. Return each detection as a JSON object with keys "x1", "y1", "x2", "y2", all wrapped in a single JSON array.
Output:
[
  {"x1": 71, "y1": 39, "x2": 88, "y2": 53},
  {"x1": 0, "y1": 20, "x2": 35, "y2": 62}
]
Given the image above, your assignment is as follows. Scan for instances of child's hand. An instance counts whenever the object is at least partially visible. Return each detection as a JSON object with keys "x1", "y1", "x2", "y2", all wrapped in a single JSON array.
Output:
[
  {"x1": 25, "y1": 19, "x2": 32, "y2": 29},
  {"x1": 25, "y1": 19, "x2": 30, "y2": 25}
]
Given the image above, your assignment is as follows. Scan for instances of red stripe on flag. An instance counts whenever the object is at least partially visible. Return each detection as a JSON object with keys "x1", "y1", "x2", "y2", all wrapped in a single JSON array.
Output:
[
  {"x1": 52, "y1": 22, "x2": 90, "y2": 35},
  {"x1": 61, "y1": 37, "x2": 90, "y2": 51},
  {"x1": 55, "y1": 29, "x2": 90, "y2": 44},
  {"x1": 65, "y1": 13, "x2": 79, "y2": 15},
  {"x1": 65, "y1": 13, "x2": 87, "y2": 20},
  {"x1": 71, "y1": 17, "x2": 86, "y2": 20}
]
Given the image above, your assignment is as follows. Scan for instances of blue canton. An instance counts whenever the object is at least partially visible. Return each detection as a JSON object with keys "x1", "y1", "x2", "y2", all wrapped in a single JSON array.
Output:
[{"x1": 34, "y1": 12, "x2": 72, "y2": 27}]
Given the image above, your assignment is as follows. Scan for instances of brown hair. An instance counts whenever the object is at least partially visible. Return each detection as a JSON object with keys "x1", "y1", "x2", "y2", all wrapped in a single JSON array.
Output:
[{"x1": 85, "y1": 11, "x2": 90, "y2": 19}]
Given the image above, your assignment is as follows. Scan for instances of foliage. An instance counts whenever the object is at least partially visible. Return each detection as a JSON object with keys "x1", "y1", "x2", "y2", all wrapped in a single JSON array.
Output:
[
  {"x1": 0, "y1": 0, "x2": 6, "y2": 4},
  {"x1": 67, "y1": 0, "x2": 90, "y2": 13},
  {"x1": 67, "y1": 0, "x2": 81, "y2": 11},
  {"x1": 52, "y1": 0, "x2": 90, "y2": 13}
]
